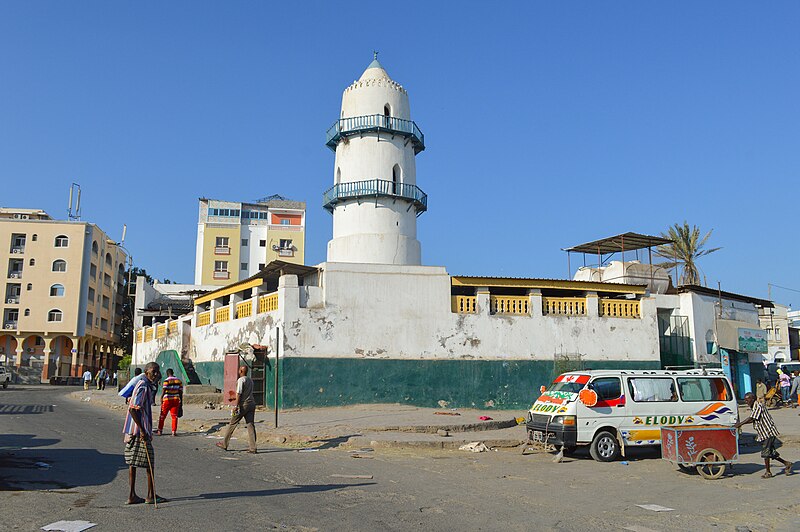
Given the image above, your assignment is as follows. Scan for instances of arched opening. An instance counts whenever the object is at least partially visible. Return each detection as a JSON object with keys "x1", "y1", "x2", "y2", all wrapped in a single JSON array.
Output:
[
  {"x1": 392, "y1": 164, "x2": 402, "y2": 195},
  {"x1": 22, "y1": 335, "x2": 45, "y2": 367},
  {"x1": 336, "y1": 167, "x2": 341, "y2": 185},
  {"x1": 48, "y1": 309, "x2": 63, "y2": 322},
  {"x1": 54, "y1": 235, "x2": 69, "y2": 248},
  {"x1": 105, "y1": 253, "x2": 112, "y2": 266},
  {"x1": 51, "y1": 336, "x2": 73, "y2": 377},
  {"x1": 52, "y1": 259, "x2": 67, "y2": 272},
  {"x1": 383, "y1": 104, "x2": 391, "y2": 128},
  {"x1": 0, "y1": 335, "x2": 17, "y2": 366},
  {"x1": 29, "y1": 258, "x2": 35, "y2": 266},
  {"x1": 92, "y1": 241, "x2": 98, "y2": 255},
  {"x1": 50, "y1": 284, "x2": 65, "y2": 297}
]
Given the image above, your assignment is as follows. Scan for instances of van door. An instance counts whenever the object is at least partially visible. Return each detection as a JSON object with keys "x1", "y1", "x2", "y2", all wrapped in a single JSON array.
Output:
[
  {"x1": 623, "y1": 376, "x2": 679, "y2": 445},
  {"x1": 577, "y1": 376, "x2": 625, "y2": 444}
]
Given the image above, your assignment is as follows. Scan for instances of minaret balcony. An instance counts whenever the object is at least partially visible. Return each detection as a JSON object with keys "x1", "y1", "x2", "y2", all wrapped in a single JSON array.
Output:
[
  {"x1": 325, "y1": 115, "x2": 425, "y2": 154},
  {"x1": 323, "y1": 179, "x2": 428, "y2": 216}
]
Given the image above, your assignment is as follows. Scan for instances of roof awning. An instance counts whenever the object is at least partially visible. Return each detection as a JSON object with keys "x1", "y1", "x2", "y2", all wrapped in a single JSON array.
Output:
[
  {"x1": 564, "y1": 232, "x2": 673, "y2": 254},
  {"x1": 717, "y1": 319, "x2": 768, "y2": 353}
]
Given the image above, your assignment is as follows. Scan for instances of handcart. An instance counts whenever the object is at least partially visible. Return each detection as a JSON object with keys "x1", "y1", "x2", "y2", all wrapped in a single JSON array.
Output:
[{"x1": 661, "y1": 424, "x2": 738, "y2": 480}]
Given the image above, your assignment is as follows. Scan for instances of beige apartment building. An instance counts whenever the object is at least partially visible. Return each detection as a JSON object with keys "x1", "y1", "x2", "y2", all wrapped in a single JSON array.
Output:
[{"x1": 0, "y1": 208, "x2": 127, "y2": 382}]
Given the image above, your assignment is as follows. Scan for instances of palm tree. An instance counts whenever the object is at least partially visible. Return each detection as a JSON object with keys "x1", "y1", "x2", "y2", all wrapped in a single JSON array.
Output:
[{"x1": 655, "y1": 222, "x2": 721, "y2": 286}]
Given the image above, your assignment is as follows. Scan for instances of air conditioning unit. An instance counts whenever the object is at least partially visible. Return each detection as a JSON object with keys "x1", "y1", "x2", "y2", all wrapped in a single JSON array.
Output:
[
  {"x1": 6, "y1": 299, "x2": 16, "y2": 304},
  {"x1": 4, "y1": 324, "x2": 14, "y2": 330},
  {"x1": 12, "y1": 248, "x2": 21, "y2": 254},
  {"x1": 9, "y1": 273, "x2": 20, "y2": 279}
]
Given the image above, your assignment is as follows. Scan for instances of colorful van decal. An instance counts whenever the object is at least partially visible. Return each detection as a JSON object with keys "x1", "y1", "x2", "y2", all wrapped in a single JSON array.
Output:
[{"x1": 696, "y1": 402, "x2": 733, "y2": 421}]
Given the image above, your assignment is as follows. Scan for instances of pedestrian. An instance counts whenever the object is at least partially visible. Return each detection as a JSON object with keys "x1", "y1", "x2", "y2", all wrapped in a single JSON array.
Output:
[
  {"x1": 82, "y1": 369, "x2": 92, "y2": 390},
  {"x1": 779, "y1": 370, "x2": 791, "y2": 405},
  {"x1": 216, "y1": 366, "x2": 257, "y2": 454},
  {"x1": 790, "y1": 371, "x2": 800, "y2": 408},
  {"x1": 735, "y1": 391, "x2": 793, "y2": 479},
  {"x1": 96, "y1": 366, "x2": 108, "y2": 390},
  {"x1": 156, "y1": 368, "x2": 183, "y2": 437},
  {"x1": 122, "y1": 361, "x2": 167, "y2": 505},
  {"x1": 756, "y1": 379, "x2": 767, "y2": 405},
  {"x1": 113, "y1": 371, "x2": 118, "y2": 386}
]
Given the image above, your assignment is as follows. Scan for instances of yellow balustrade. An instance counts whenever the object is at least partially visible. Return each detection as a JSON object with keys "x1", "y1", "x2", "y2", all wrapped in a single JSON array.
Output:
[
  {"x1": 543, "y1": 297, "x2": 587, "y2": 316},
  {"x1": 236, "y1": 300, "x2": 253, "y2": 319},
  {"x1": 135, "y1": 330, "x2": 143, "y2": 343},
  {"x1": 168, "y1": 321, "x2": 178, "y2": 334},
  {"x1": 600, "y1": 299, "x2": 641, "y2": 318},
  {"x1": 490, "y1": 295, "x2": 529, "y2": 315},
  {"x1": 144, "y1": 328, "x2": 154, "y2": 341},
  {"x1": 258, "y1": 292, "x2": 279, "y2": 313},
  {"x1": 451, "y1": 295, "x2": 477, "y2": 314},
  {"x1": 197, "y1": 311, "x2": 211, "y2": 327},
  {"x1": 156, "y1": 324, "x2": 167, "y2": 339},
  {"x1": 215, "y1": 307, "x2": 230, "y2": 323}
]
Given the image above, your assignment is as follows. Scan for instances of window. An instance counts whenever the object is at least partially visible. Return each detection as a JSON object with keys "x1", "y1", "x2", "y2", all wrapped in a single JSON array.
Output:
[
  {"x1": 259, "y1": 240, "x2": 266, "y2": 247},
  {"x1": 54, "y1": 235, "x2": 69, "y2": 247},
  {"x1": 47, "y1": 309, "x2": 63, "y2": 322},
  {"x1": 336, "y1": 167, "x2": 341, "y2": 184},
  {"x1": 7, "y1": 309, "x2": 19, "y2": 321},
  {"x1": 241, "y1": 263, "x2": 248, "y2": 271},
  {"x1": 590, "y1": 378, "x2": 622, "y2": 401},
  {"x1": 628, "y1": 378, "x2": 677, "y2": 402},
  {"x1": 29, "y1": 258, "x2": 35, "y2": 266},
  {"x1": 215, "y1": 236, "x2": 229, "y2": 247},
  {"x1": 677, "y1": 377, "x2": 732, "y2": 402},
  {"x1": 105, "y1": 253, "x2": 112, "y2": 266},
  {"x1": 258, "y1": 263, "x2": 265, "y2": 270},
  {"x1": 279, "y1": 239, "x2": 292, "y2": 249},
  {"x1": 392, "y1": 164, "x2": 402, "y2": 194},
  {"x1": 50, "y1": 284, "x2": 65, "y2": 297},
  {"x1": 241, "y1": 239, "x2": 248, "y2": 247},
  {"x1": 214, "y1": 261, "x2": 228, "y2": 272},
  {"x1": 88, "y1": 287, "x2": 95, "y2": 301},
  {"x1": 90, "y1": 264, "x2": 97, "y2": 278},
  {"x1": 92, "y1": 241, "x2": 98, "y2": 255},
  {"x1": 52, "y1": 260, "x2": 67, "y2": 272},
  {"x1": 775, "y1": 328, "x2": 782, "y2": 342},
  {"x1": 32, "y1": 234, "x2": 37, "y2": 242},
  {"x1": 87, "y1": 312, "x2": 93, "y2": 328},
  {"x1": 100, "y1": 318, "x2": 108, "y2": 331},
  {"x1": 102, "y1": 295, "x2": 110, "y2": 309},
  {"x1": 24, "y1": 309, "x2": 30, "y2": 317},
  {"x1": 384, "y1": 104, "x2": 391, "y2": 116},
  {"x1": 209, "y1": 208, "x2": 240, "y2": 217},
  {"x1": 281, "y1": 219, "x2": 290, "y2": 225},
  {"x1": 26, "y1": 283, "x2": 32, "y2": 291},
  {"x1": 104, "y1": 273, "x2": 111, "y2": 287}
]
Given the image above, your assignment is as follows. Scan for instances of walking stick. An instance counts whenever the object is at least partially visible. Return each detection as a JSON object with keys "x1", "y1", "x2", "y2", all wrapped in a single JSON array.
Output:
[{"x1": 143, "y1": 437, "x2": 157, "y2": 510}]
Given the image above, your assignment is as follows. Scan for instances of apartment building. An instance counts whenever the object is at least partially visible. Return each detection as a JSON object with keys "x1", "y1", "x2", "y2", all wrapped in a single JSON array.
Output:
[
  {"x1": 194, "y1": 196, "x2": 306, "y2": 286},
  {"x1": 0, "y1": 208, "x2": 127, "y2": 381}
]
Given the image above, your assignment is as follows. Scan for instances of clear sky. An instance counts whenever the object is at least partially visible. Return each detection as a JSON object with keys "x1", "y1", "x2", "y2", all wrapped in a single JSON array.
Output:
[{"x1": 2, "y1": 2, "x2": 799, "y2": 304}]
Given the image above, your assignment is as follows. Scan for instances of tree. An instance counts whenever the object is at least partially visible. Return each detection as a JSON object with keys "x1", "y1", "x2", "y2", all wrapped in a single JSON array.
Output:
[
  {"x1": 655, "y1": 222, "x2": 721, "y2": 286},
  {"x1": 118, "y1": 267, "x2": 153, "y2": 359}
]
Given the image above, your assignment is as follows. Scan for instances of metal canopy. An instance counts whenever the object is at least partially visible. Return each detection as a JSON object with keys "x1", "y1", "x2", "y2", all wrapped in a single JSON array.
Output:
[{"x1": 564, "y1": 232, "x2": 673, "y2": 254}]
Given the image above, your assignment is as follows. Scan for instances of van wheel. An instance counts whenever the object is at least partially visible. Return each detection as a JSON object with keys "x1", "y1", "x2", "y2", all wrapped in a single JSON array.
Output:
[{"x1": 589, "y1": 431, "x2": 620, "y2": 462}]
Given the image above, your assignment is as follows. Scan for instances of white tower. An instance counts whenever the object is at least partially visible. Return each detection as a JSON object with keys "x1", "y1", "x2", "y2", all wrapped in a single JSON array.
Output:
[{"x1": 324, "y1": 54, "x2": 427, "y2": 265}]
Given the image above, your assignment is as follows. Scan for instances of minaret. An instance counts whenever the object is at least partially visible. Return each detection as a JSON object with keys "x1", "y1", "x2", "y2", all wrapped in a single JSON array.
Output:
[{"x1": 324, "y1": 54, "x2": 427, "y2": 265}]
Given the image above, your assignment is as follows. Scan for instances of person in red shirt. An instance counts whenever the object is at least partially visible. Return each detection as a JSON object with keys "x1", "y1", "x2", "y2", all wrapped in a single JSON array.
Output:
[{"x1": 156, "y1": 368, "x2": 183, "y2": 436}]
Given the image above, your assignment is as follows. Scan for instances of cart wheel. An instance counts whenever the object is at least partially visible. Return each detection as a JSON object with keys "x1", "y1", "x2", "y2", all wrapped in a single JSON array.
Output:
[
  {"x1": 677, "y1": 463, "x2": 695, "y2": 474},
  {"x1": 696, "y1": 448, "x2": 726, "y2": 480}
]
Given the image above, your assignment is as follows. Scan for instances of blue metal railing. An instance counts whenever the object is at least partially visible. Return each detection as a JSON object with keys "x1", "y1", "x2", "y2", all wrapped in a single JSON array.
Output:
[
  {"x1": 325, "y1": 114, "x2": 425, "y2": 154},
  {"x1": 322, "y1": 179, "x2": 428, "y2": 215}
]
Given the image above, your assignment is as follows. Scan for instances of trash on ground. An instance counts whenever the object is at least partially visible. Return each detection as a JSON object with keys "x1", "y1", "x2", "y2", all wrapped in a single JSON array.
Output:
[
  {"x1": 459, "y1": 442, "x2": 489, "y2": 453},
  {"x1": 636, "y1": 504, "x2": 674, "y2": 512},
  {"x1": 620, "y1": 461, "x2": 629, "y2": 465},
  {"x1": 436, "y1": 429, "x2": 450, "y2": 437},
  {"x1": 434, "y1": 411, "x2": 461, "y2": 416},
  {"x1": 35, "y1": 462, "x2": 51, "y2": 469},
  {"x1": 81, "y1": 397, "x2": 91, "y2": 402},
  {"x1": 478, "y1": 416, "x2": 493, "y2": 421},
  {"x1": 552, "y1": 450, "x2": 564, "y2": 463},
  {"x1": 350, "y1": 454, "x2": 373, "y2": 459},
  {"x1": 515, "y1": 417, "x2": 525, "y2": 425},
  {"x1": 220, "y1": 457, "x2": 239, "y2": 461},
  {"x1": 41, "y1": 521, "x2": 97, "y2": 532},
  {"x1": 331, "y1": 474, "x2": 373, "y2": 479},
  {"x1": 205, "y1": 435, "x2": 223, "y2": 439},
  {"x1": 298, "y1": 448, "x2": 319, "y2": 452}
]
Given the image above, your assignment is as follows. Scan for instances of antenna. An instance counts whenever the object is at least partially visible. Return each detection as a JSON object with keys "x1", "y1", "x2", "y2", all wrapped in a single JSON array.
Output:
[
  {"x1": 68, "y1": 183, "x2": 82, "y2": 221},
  {"x1": 120, "y1": 224, "x2": 127, "y2": 245}
]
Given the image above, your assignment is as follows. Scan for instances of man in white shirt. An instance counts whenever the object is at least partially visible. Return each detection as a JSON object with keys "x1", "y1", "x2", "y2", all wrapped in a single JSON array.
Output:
[
  {"x1": 82, "y1": 369, "x2": 92, "y2": 390},
  {"x1": 216, "y1": 366, "x2": 257, "y2": 453}
]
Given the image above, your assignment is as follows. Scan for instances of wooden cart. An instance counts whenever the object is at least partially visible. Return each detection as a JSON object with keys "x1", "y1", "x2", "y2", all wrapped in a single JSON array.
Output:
[{"x1": 661, "y1": 424, "x2": 738, "y2": 480}]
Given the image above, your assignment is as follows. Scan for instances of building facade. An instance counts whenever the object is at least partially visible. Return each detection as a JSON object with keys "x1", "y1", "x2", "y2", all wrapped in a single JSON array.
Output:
[
  {"x1": 759, "y1": 303, "x2": 791, "y2": 363},
  {"x1": 194, "y1": 196, "x2": 306, "y2": 286},
  {"x1": 0, "y1": 208, "x2": 126, "y2": 381}
]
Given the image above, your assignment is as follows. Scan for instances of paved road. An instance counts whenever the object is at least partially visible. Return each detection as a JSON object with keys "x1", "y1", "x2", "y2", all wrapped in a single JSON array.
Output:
[{"x1": 2, "y1": 386, "x2": 800, "y2": 531}]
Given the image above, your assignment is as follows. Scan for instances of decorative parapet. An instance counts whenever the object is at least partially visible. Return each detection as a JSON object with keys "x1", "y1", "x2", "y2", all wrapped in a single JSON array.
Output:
[
  {"x1": 451, "y1": 295, "x2": 477, "y2": 314},
  {"x1": 600, "y1": 299, "x2": 641, "y2": 319},
  {"x1": 543, "y1": 297, "x2": 587, "y2": 316},
  {"x1": 490, "y1": 296, "x2": 530, "y2": 315}
]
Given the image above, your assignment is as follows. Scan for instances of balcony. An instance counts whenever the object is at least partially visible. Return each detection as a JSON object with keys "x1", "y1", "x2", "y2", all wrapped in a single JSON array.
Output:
[
  {"x1": 325, "y1": 114, "x2": 425, "y2": 154},
  {"x1": 214, "y1": 246, "x2": 231, "y2": 255},
  {"x1": 213, "y1": 271, "x2": 230, "y2": 280},
  {"x1": 323, "y1": 179, "x2": 427, "y2": 215}
]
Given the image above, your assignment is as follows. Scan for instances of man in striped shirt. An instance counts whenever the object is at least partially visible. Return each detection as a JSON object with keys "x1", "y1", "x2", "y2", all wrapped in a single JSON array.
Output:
[
  {"x1": 157, "y1": 368, "x2": 183, "y2": 436},
  {"x1": 736, "y1": 392, "x2": 793, "y2": 478}
]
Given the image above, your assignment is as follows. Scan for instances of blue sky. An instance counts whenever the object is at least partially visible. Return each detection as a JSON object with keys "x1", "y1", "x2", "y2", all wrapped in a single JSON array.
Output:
[{"x1": 1, "y1": 2, "x2": 799, "y2": 304}]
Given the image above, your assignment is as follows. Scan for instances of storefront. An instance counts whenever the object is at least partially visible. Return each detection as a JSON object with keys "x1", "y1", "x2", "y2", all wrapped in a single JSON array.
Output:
[{"x1": 717, "y1": 320, "x2": 768, "y2": 400}]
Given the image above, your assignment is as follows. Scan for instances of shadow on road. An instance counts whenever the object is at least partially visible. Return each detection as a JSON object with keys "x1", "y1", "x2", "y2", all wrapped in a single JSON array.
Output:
[
  {"x1": 308, "y1": 434, "x2": 362, "y2": 450},
  {"x1": 0, "y1": 404, "x2": 55, "y2": 415},
  {"x1": 170, "y1": 482, "x2": 375, "y2": 502},
  {"x1": 0, "y1": 434, "x2": 60, "y2": 450},
  {"x1": 0, "y1": 445, "x2": 125, "y2": 491}
]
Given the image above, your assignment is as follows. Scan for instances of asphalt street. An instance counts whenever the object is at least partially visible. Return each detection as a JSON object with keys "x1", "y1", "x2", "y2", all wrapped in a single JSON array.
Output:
[{"x1": 2, "y1": 386, "x2": 800, "y2": 531}]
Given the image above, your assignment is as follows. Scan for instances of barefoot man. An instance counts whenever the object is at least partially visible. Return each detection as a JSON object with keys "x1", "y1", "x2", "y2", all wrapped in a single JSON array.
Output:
[{"x1": 735, "y1": 391, "x2": 793, "y2": 479}]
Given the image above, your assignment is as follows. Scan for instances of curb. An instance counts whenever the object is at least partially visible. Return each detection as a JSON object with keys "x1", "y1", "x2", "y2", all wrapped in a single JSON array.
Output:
[{"x1": 369, "y1": 419, "x2": 518, "y2": 434}]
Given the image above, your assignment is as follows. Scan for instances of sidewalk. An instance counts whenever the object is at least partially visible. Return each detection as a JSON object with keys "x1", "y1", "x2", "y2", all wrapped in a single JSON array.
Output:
[{"x1": 69, "y1": 388, "x2": 529, "y2": 450}]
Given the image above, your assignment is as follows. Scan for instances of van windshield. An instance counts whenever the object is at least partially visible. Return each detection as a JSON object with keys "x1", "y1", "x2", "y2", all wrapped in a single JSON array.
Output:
[{"x1": 547, "y1": 381, "x2": 585, "y2": 394}]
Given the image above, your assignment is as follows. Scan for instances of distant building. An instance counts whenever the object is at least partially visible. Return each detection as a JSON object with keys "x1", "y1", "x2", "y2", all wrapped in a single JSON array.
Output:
[
  {"x1": 0, "y1": 208, "x2": 127, "y2": 381},
  {"x1": 194, "y1": 196, "x2": 306, "y2": 286},
  {"x1": 758, "y1": 304, "x2": 791, "y2": 363}
]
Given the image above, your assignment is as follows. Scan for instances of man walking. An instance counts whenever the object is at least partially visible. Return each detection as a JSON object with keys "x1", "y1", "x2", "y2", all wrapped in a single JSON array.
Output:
[
  {"x1": 735, "y1": 391, "x2": 793, "y2": 479},
  {"x1": 82, "y1": 369, "x2": 92, "y2": 390},
  {"x1": 123, "y1": 362, "x2": 167, "y2": 504},
  {"x1": 96, "y1": 366, "x2": 108, "y2": 390},
  {"x1": 216, "y1": 366, "x2": 257, "y2": 453},
  {"x1": 157, "y1": 368, "x2": 183, "y2": 436}
]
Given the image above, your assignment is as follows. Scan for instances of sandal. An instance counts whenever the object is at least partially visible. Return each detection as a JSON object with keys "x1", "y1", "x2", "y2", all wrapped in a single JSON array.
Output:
[
  {"x1": 145, "y1": 496, "x2": 168, "y2": 504},
  {"x1": 785, "y1": 462, "x2": 794, "y2": 476},
  {"x1": 761, "y1": 472, "x2": 773, "y2": 479},
  {"x1": 126, "y1": 496, "x2": 145, "y2": 505},
  {"x1": 215, "y1": 442, "x2": 227, "y2": 451}
]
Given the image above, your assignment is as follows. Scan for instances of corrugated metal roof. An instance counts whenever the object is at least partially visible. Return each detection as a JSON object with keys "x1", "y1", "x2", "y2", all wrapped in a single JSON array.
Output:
[{"x1": 564, "y1": 232, "x2": 672, "y2": 254}]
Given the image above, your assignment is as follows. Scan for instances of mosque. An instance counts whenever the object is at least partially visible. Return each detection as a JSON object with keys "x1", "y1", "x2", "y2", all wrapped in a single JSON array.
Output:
[{"x1": 133, "y1": 56, "x2": 669, "y2": 409}]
